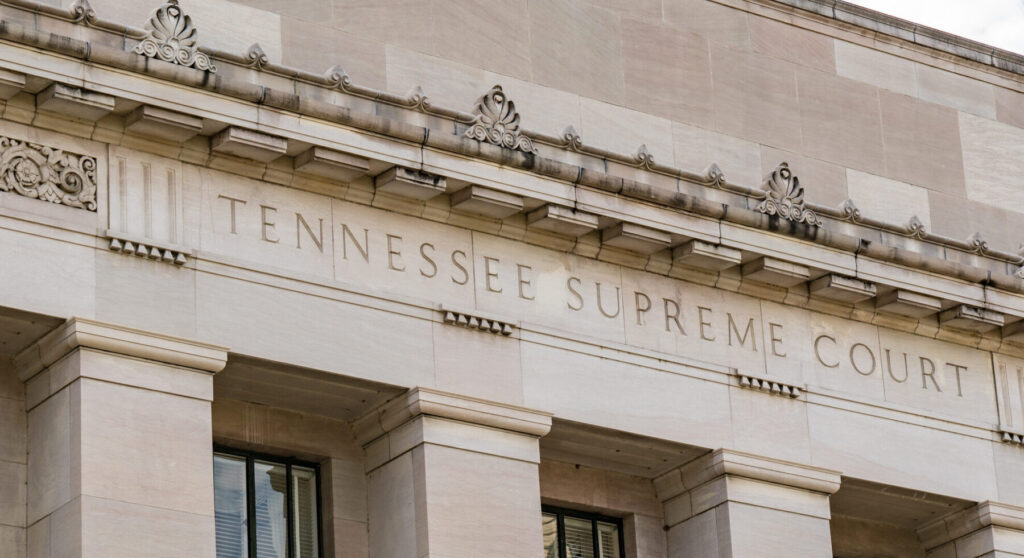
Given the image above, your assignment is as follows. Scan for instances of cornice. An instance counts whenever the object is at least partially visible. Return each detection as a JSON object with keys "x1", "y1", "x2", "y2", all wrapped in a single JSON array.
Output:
[
  {"x1": 14, "y1": 317, "x2": 229, "y2": 381},
  {"x1": 917, "y1": 500, "x2": 1024, "y2": 550}
]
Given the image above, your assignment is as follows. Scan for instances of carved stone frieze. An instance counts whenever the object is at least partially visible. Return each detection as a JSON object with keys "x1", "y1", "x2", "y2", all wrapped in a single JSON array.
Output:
[
  {"x1": 0, "y1": 136, "x2": 97, "y2": 210},
  {"x1": 133, "y1": 0, "x2": 216, "y2": 73},
  {"x1": 464, "y1": 85, "x2": 537, "y2": 154},
  {"x1": 755, "y1": 163, "x2": 822, "y2": 226},
  {"x1": 736, "y1": 371, "x2": 802, "y2": 399},
  {"x1": 442, "y1": 308, "x2": 514, "y2": 336}
]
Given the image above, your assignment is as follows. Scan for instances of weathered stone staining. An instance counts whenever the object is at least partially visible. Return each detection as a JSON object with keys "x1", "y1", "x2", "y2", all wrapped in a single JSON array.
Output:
[
  {"x1": 374, "y1": 167, "x2": 446, "y2": 200},
  {"x1": 36, "y1": 83, "x2": 114, "y2": 121},
  {"x1": 5, "y1": 0, "x2": 1024, "y2": 557},
  {"x1": 124, "y1": 104, "x2": 203, "y2": 143}
]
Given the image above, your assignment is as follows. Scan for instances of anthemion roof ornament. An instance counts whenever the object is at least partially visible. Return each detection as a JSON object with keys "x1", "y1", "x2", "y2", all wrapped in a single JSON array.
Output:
[
  {"x1": 561, "y1": 125, "x2": 583, "y2": 151},
  {"x1": 324, "y1": 65, "x2": 353, "y2": 90},
  {"x1": 700, "y1": 163, "x2": 726, "y2": 188},
  {"x1": 967, "y1": 232, "x2": 989, "y2": 254},
  {"x1": 465, "y1": 85, "x2": 537, "y2": 154},
  {"x1": 906, "y1": 215, "x2": 927, "y2": 239},
  {"x1": 633, "y1": 144, "x2": 655, "y2": 170},
  {"x1": 133, "y1": 0, "x2": 216, "y2": 73},
  {"x1": 69, "y1": 0, "x2": 97, "y2": 24},
  {"x1": 244, "y1": 43, "x2": 269, "y2": 70},
  {"x1": 755, "y1": 162, "x2": 822, "y2": 226},
  {"x1": 838, "y1": 199, "x2": 862, "y2": 222},
  {"x1": 0, "y1": 136, "x2": 97, "y2": 211}
]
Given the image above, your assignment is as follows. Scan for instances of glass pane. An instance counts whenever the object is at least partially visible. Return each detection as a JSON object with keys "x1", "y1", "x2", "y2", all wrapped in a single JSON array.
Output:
[
  {"x1": 596, "y1": 521, "x2": 620, "y2": 558},
  {"x1": 292, "y1": 466, "x2": 319, "y2": 558},
  {"x1": 542, "y1": 513, "x2": 559, "y2": 558},
  {"x1": 254, "y1": 460, "x2": 288, "y2": 558},
  {"x1": 214, "y1": 454, "x2": 248, "y2": 558},
  {"x1": 563, "y1": 516, "x2": 595, "y2": 558}
]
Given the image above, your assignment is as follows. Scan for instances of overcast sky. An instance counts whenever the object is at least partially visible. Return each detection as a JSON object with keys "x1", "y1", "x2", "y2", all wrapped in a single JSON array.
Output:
[{"x1": 848, "y1": 0, "x2": 1024, "y2": 54}]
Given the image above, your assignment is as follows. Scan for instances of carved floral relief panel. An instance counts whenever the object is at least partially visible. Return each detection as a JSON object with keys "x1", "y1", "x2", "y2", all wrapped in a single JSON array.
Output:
[{"x1": 0, "y1": 135, "x2": 98, "y2": 210}]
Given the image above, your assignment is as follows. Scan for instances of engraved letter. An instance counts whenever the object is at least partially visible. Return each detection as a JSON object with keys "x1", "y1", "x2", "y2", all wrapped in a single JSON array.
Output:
[
  {"x1": 295, "y1": 213, "x2": 324, "y2": 252},
  {"x1": 595, "y1": 283, "x2": 621, "y2": 318},
  {"x1": 218, "y1": 194, "x2": 246, "y2": 234},
  {"x1": 341, "y1": 224, "x2": 369, "y2": 262},
  {"x1": 727, "y1": 314, "x2": 757, "y2": 351},
  {"x1": 664, "y1": 299, "x2": 686, "y2": 334},
  {"x1": 484, "y1": 256, "x2": 502, "y2": 293},
  {"x1": 567, "y1": 277, "x2": 584, "y2": 311},
  {"x1": 451, "y1": 250, "x2": 469, "y2": 285},
  {"x1": 769, "y1": 323, "x2": 785, "y2": 357},
  {"x1": 920, "y1": 357, "x2": 940, "y2": 392},
  {"x1": 634, "y1": 292, "x2": 651, "y2": 326},
  {"x1": 419, "y1": 243, "x2": 437, "y2": 278},
  {"x1": 386, "y1": 234, "x2": 405, "y2": 271},
  {"x1": 517, "y1": 264, "x2": 535, "y2": 301},
  {"x1": 885, "y1": 350, "x2": 909, "y2": 383},
  {"x1": 813, "y1": 335, "x2": 839, "y2": 368},
  {"x1": 850, "y1": 343, "x2": 876, "y2": 376},
  {"x1": 946, "y1": 363, "x2": 967, "y2": 397},
  {"x1": 260, "y1": 205, "x2": 279, "y2": 243},
  {"x1": 697, "y1": 307, "x2": 715, "y2": 342}
]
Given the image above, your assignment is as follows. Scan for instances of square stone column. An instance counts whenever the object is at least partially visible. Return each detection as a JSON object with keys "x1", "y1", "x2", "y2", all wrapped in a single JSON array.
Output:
[
  {"x1": 15, "y1": 318, "x2": 227, "y2": 558},
  {"x1": 354, "y1": 388, "x2": 552, "y2": 558},
  {"x1": 654, "y1": 449, "x2": 841, "y2": 558},
  {"x1": 918, "y1": 501, "x2": 1024, "y2": 557}
]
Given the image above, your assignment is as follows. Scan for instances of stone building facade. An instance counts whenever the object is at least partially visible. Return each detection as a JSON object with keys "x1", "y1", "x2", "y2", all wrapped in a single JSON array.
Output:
[{"x1": 1, "y1": 0, "x2": 1024, "y2": 556}]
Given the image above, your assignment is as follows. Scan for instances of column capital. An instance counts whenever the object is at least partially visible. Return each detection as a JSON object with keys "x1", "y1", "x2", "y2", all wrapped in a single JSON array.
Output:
[
  {"x1": 918, "y1": 500, "x2": 1024, "y2": 551},
  {"x1": 14, "y1": 317, "x2": 229, "y2": 381},
  {"x1": 354, "y1": 387, "x2": 552, "y2": 446},
  {"x1": 654, "y1": 448, "x2": 842, "y2": 502}
]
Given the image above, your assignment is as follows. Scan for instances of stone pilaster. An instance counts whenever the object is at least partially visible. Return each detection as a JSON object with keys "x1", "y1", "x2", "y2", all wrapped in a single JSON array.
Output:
[
  {"x1": 354, "y1": 387, "x2": 552, "y2": 558},
  {"x1": 918, "y1": 501, "x2": 1024, "y2": 557},
  {"x1": 654, "y1": 449, "x2": 841, "y2": 558},
  {"x1": 15, "y1": 318, "x2": 227, "y2": 558}
]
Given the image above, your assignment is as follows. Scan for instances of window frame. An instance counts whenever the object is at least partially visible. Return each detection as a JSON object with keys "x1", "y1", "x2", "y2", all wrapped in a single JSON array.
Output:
[
  {"x1": 542, "y1": 504, "x2": 626, "y2": 558},
  {"x1": 213, "y1": 445, "x2": 324, "y2": 558}
]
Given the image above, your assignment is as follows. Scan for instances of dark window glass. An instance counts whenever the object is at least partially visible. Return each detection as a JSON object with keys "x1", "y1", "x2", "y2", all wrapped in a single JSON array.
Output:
[
  {"x1": 542, "y1": 506, "x2": 624, "y2": 558},
  {"x1": 214, "y1": 449, "x2": 322, "y2": 558}
]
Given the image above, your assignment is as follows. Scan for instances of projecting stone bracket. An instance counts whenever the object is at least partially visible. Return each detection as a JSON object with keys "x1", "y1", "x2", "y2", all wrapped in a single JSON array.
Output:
[
  {"x1": 1001, "y1": 431, "x2": 1024, "y2": 445},
  {"x1": 735, "y1": 370, "x2": 803, "y2": 399},
  {"x1": 105, "y1": 230, "x2": 191, "y2": 265},
  {"x1": 440, "y1": 306, "x2": 514, "y2": 336}
]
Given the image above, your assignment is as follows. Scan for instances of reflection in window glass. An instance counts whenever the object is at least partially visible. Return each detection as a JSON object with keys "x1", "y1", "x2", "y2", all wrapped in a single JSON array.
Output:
[
  {"x1": 214, "y1": 454, "x2": 248, "y2": 558},
  {"x1": 564, "y1": 516, "x2": 596, "y2": 558},
  {"x1": 542, "y1": 512, "x2": 559, "y2": 558},
  {"x1": 292, "y1": 466, "x2": 319, "y2": 558},
  {"x1": 597, "y1": 521, "x2": 621, "y2": 558},
  {"x1": 254, "y1": 461, "x2": 288, "y2": 558}
]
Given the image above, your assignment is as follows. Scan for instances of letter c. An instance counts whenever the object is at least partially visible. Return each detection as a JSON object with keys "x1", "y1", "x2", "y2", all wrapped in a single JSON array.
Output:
[{"x1": 814, "y1": 334, "x2": 839, "y2": 368}]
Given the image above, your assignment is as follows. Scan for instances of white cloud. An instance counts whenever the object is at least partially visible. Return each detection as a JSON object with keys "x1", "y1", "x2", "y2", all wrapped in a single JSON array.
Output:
[{"x1": 847, "y1": 0, "x2": 1024, "y2": 54}]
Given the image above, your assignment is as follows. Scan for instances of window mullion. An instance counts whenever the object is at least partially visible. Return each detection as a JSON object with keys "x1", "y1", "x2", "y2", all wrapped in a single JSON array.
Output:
[
  {"x1": 557, "y1": 511, "x2": 567, "y2": 558},
  {"x1": 591, "y1": 518, "x2": 600, "y2": 558},
  {"x1": 286, "y1": 463, "x2": 294, "y2": 558},
  {"x1": 246, "y1": 456, "x2": 256, "y2": 558}
]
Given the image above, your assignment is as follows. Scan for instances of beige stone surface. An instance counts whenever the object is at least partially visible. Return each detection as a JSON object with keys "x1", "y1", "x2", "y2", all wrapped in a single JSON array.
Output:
[
  {"x1": 281, "y1": 17, "x2": 386, "y2": 89},
  {"x1": 181, "y1": 0, "x2": 283, "y2": 64},
  {"x1": 529, "y1": 0, "x2": 625, "y2": 104},
  {"x1": 0, "y1": 524, "x2": 24, "y2": 558},
  {"x1": 916, "y1": 63, "x2": 996, "y2": 119},
  {"x1": 432, "y1": 320, "x2": 524, "y2": 405},
  {"x1": 672, "y1": 122, "x2": 762, "y2": 187},
  {"x1": 750, "y1": 16, "x2": 835, "y2": 73},
  {"x1": 540, "y1": 460, "x2": 661, "y2": 517},
  {"x1": 728, "y1": 386, "x2": 811, "y2": 463},
  {"x1": 711, "y1": 45, "x2": 802, "y2": 151},
  {"x1": 385, "y1": 45, "x2": 485, "y2": 112},
  {"x1": 0, "y1": 460, "x2": 25, "y2": 528},
  {"x1": 622, "y1": 18, "x2": 714, "y2": 128},
  {"x1": 796, "y1": 69, "x2": 884, "y2": 174},
  {"x1": 580, "y1": 97, "x2": 675, "y2": 169},
  {"x1": 758, "y1": 147, "x2": 849, "y2": 207},
  {"x1": 879, "y1": 91, "x2": 965, "y2": 195},
  {"x1": 959, "y1": 111, "x2": 1024, "y2": 209},
  {"x1": 847, "y1": 169, "x2": 931, "y2": 230},
  {"x1": 995, "y1": 86, "x2": 1024, "y2": 129},
  {"x1": 663, "y1": 0, "x2": 750, "y2": 50},
  {"x1": 834, "y1": 41, "x2": 917, "y2": 97}
]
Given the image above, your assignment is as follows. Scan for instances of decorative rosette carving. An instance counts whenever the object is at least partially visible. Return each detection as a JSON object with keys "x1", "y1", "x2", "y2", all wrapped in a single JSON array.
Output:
[
  {"x1": 906, "y1": 215, "x2": 927, "y2": 239},
  {"x1": 561, "y1": 125, "x2": 583, "y2": 152},
  {"x1": 244, "y1": 43, "x2": 269, "y2": 70},
  {"x1": 701, "y1": 163, "x2": 726, "y2": 188},
  {"x1": 464, "y1": 85, "x2": 537, "y2": 154},
  {"x1": 133, "y1": 0, "x2": 216, "y2": 72},
  {"x1": 838, "y1": 199, "x2": 861, "y2": 222},
  {"x1": 0, "y1": 136, "x2": 97, "y2": 211},
  {"x1": 755, "y1": 162, "x2": 822, "y2": 226}
]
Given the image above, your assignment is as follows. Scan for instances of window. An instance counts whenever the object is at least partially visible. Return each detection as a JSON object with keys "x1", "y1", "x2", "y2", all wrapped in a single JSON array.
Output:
[
  {"x1": 214, "y1": 448, "x2": 322, "y2": 558},
  {"x1": 542, "y1": 506, "x2": 624, "y2": 558}
]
